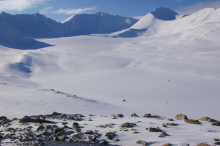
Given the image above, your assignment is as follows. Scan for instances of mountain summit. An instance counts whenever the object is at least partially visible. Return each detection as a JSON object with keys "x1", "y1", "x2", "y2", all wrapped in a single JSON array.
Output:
[{"x1": 151, "y1": 7, "x2": 178, "y2": 20}]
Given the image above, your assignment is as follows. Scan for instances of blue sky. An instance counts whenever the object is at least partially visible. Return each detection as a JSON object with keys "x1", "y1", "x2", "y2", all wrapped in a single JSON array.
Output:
[{"x1": 0, "y1": 0, "x2": 220, "y2": 22}]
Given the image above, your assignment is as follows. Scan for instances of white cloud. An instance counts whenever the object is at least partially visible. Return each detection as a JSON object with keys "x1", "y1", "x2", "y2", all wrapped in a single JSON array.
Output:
[
  {"x1": 0, "y1": 0, "x2": 49, "y2": 11},
  {"x1": 176, "y1": 1, "x2": 220, "y2": 15},
  {"x1": 53, "y1": 7, "x2": 96, "y2": 15},
  {"x1": 40, "y1": 6, "x2": 53, "y2": 14}
]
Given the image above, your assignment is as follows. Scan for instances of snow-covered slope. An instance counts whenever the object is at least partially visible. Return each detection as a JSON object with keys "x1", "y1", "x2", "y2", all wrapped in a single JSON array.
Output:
[
  {"x1": 156, "y1": 7, "x2": 220, "y2": 36},
  {"x1": 63, "y1": 12, "x2": 138, "y2": 35},
  {"x1": 112, "y1": 7, "x2": 179, "y2": 37},
  {"x1": 113, "y1": 7, "x2": 220, "y2": 38},
  {"x1": 0, "y1": 20, "x2": 52, "y2": 49}
]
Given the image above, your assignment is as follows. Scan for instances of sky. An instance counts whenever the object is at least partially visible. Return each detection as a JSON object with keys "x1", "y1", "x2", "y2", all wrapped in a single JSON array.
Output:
[{"x1": 0, "y1": 0, "x2": 220, "y2": 22}]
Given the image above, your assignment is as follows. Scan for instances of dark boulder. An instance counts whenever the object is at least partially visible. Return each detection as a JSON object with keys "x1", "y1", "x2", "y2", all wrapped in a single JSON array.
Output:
[
  {"x1": 159, "y1": 132, "x2": 168, "y2": 137},
  {"x1": 149, "y1": 127, "x2": 162, "y2": 132},
  {"x1": 143, "y1": 114, "x2": 152, "y2": 117},
  {"x1": 36, "y1": 125, "x2": 44, "y2": 132},
  {"x1": 117, "y1": 114, "x2": 124, "y2": 118},
  {"x1": 51, "y1": 112, "x2": 62, "y2": 117},
  {"x1": 162, "y1": 143, "x2": 171, "y2": 146},
  {"x1": 121, "y1": 122, "x2": 136, "y2": 128},
  {"x1": 105, "y1": 132, "x2": 116, "y2": 140},
  {"x1": 212, "y1": 121, "x2": 220, "y2": 126},
  {"x1": 184, "y1": 119, "x2": 200, "y2": 124},
  {"x1": 19, "y1": 117, "x2": 54, "y2": 123},
  {"x1": 131, "y1": 113, "x2": 138, "y2": 117},
  {"x1": 84, "y1": 130, "x2": 94, "y2": 135},
  {"x1": 175, "y1": 114, "x2": 188, "y2": 120},
  {"x1": 136, "y1": 140, "x2": 147, "y2": 146},
  {"x1": 163, "y1": 123, "x2": 177, "y2": 126},
  {"x1": 54, "y1": 127, "x2": 64, "y2": 133},
  {"x1": 0, "y1": 116, "x2": 7, "y2": 121},
  {"x1": 195, "y1": 143, "x2": 210, "y2": 146}
]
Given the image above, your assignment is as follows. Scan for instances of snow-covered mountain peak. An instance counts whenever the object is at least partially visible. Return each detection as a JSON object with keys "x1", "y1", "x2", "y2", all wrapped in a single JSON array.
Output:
[{"x1": 151, "y1": 7, "x2": 178, "y2": 20}]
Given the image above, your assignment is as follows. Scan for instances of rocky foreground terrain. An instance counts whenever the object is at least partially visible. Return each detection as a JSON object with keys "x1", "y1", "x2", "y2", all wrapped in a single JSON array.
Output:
[{"x1": 0, "y1": 112, "x2": 220, "y2": 146}]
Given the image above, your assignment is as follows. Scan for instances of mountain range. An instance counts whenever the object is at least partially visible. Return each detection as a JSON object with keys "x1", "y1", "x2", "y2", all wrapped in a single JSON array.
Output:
[
  {"x1": 0, "y1": 7, "x2": 220, "y2": 49},
  {"x1": 0, "y1": 11, "x2": 137, "y2": 38}
]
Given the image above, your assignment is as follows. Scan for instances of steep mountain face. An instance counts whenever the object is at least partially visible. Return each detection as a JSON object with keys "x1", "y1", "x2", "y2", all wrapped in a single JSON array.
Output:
[
  {"x1": 151, "y1": 7, "x2": 178, "y2": 20},
  {"x1": 0, "y1": 12, "x2": 66, "y2": 38},
  {"x1": 63, "y1": 12, "x2": 138, "y2": 35},
  {"x1": 0, "y1": 20, "x2": 52, "y2": 49}
]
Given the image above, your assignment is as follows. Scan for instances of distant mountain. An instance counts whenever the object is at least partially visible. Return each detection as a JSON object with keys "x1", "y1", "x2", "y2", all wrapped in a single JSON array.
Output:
[
  {"x1": 0, "y1": 19, "x2": 52, "y2": 49},
  {"x1": 0, "y1": 12, "x2": 66, "y2": 38},
  {"x1": 0, "y1": 11, "x2": 138, "y2": 38},
  {"x1": 0, "y1": 11, "x2": 139, "y2": 48},
  {"x1": 63, "y1": 12, "x2": 138, "y2": 35},
  {"x1": 112, "y1": 7, "x2": 220, "y2": 38},
  {"x1": 111, "y1": 7, "x2": 172, "y2": 38}
]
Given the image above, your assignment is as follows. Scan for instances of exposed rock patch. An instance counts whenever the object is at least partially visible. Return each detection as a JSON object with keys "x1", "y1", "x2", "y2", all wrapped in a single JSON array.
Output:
[
  {"x1": 159, "y1": 132, "x2": 168, "y2": 137},
  {"x1": 196, "y1": 143, "x2": 210, "y2": 146},
  {"x1": 162, "y1": 143, "x2": 171, "y2": 146},
  {"x1": 121, "y1": 122, "x2": 136, "y2": 128},
  {"x1": 184, "y1": 119, "x2": 200, "y2": 124},
  {"x1": 163, "y1": 123, "x2": 177, "y2": 126},
  {"x1": 131, "y1": 113, "x2": 139, "y2": 117},
  {"x1": 211, "y1": 121, "x2": 220, "y2": 126},
  {"x1": 175, "y1": 114, "x2": 188, "y2": 120},
  {"x1": 136, "y1": 140, "x2": 147, "y2": 146}
]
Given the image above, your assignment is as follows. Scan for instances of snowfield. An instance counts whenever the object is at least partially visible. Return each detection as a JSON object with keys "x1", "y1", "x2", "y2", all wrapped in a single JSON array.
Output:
[{"x1": 0, "y1": 7, "x2": 220, "y2": 146}]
